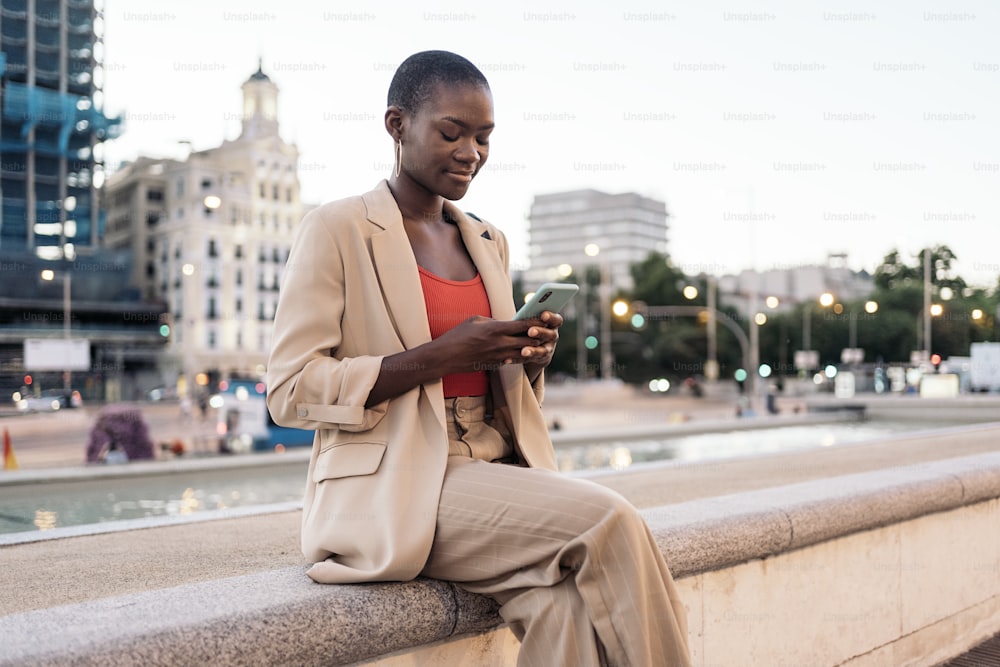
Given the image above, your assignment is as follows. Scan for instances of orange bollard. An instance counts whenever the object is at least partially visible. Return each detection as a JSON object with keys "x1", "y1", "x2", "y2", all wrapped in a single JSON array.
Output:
[{"x1": 3, "y1": 428, "x2": 19, "y2": 471}]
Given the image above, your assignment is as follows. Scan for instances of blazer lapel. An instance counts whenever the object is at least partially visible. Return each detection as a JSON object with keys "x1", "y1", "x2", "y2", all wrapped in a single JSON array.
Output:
[
  {"x1": 365, "y1": 182, "x2": 433, "y2": 351},
  {"x1": 450, "y1": 206, "x2": 515, "y2": 320},
  {"x1": 449, "y1": 205, "x2": 540, "y2": 445}
]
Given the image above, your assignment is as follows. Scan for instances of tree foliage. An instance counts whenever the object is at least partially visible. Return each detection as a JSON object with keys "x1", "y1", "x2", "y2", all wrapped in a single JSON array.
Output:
[{"x1": 537, "y1": 246, "x2": 998, "y2": 387}]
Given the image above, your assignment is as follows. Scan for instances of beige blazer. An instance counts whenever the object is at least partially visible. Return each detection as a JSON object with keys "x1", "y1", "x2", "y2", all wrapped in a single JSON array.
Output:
[{"x1": 266, "y1": 180, "x2": 559, "y2": 584}]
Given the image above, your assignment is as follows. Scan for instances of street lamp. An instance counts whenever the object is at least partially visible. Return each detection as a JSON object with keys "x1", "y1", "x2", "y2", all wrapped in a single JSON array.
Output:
[
  {"x1": 181, "y1": 262, "x2": 197, "y2": 398},
  {"x1": 803, "y1": 292, "x2": 834, "y2": 352},
  {"x1": 849, "y1": 300, "x2": 879, "y2": 350},
  {"x1": 40, "y1": 269, "x2": 72, "y2": 392},
  {"x1": 584, "y1": 242, "x2": 614, "y2": 379},
  {"x1": 624, "y1": 301, "x2": 755, "y2": 407}
]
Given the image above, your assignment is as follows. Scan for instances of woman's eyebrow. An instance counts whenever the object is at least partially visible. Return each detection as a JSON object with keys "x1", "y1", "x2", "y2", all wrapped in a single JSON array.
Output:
[{"x1": 440, "y1": 116, "x2": 495, "y2": 131}]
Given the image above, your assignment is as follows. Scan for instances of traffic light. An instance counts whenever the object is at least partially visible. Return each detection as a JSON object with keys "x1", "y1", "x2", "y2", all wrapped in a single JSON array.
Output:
[
  {"x1": 158, "y1": 313, "x2": 172, "y2": 339},
  {"x1": 734, "y1": 368, "x2": 747, "y2": 393},
  {"x1": 930, "y1": 353, "x2": 941, "y2": 373}
]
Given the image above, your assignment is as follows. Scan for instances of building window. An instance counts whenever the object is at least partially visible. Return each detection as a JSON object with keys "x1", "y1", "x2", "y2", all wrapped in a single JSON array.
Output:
[
  {"x1": 235, "y1": 269, "x2": 243, "y2": 286},
  {"x1": 207, "y1": 297, "x2": 217, "y2": 320},
  {"x1": 146, "y1": 212, "x2": 161, "y2": 227},
  {"x1": 208, "y1": 329, "x2": 216, "y2": 349},
  {"x1": 208, "y1": 239, "x2": 218, "y2": 258},
  {"x1": 272, "y1": 184, "x2": 279, "y2": 201},
  {"x1": 285, "y1": 188, "x2": 292, "y2": 202},
  {"x1": 259, "y1": 182, "x2": 266, "y2": 198},
  {"x1": 234, "y1": 244, "x2": 243, "y2": 259},
  {"x1": 236, "y1": 331, "x2": 243, "y2": 349},
  {"x1": 235, "y1": 298, "x2": 242, "y2": 313},
  {"x1": 177, "y1": 178, "x2": 184, "y2": 197},
  {"x1": 258, "y1": 303, "x2": 266, "y2": 320},
  {"x1": 146, "y1": 189, "x2": 163, "y2": 202},
  {"x1": 201, "y1": 178, "x2": 212, "y2": 189}
]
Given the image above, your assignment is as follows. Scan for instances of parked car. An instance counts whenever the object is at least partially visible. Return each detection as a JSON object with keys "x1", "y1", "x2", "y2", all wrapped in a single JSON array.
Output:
[
  {"x1": 14, "y1": 389, "x2": 83, "y2": 413},
  {"x1": 146, "y1": 386, "x2": 179, "y2": 401}
]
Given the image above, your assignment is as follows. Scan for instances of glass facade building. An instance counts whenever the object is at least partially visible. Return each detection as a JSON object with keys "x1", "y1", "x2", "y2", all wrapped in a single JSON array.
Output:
[{"x1": 0, "y1": 0, "x2": 120, "y2": 257}]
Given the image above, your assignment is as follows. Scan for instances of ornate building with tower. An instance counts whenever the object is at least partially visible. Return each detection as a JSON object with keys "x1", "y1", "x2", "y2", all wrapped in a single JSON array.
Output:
[{"x1": 104, "y1": 64, "x2": 303, "y2": 394}]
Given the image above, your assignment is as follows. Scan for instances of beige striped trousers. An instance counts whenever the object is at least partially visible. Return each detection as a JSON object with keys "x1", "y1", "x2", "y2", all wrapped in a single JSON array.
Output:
[{"x1": 421, "y1": 398, "x2": 692, "y2": 667}]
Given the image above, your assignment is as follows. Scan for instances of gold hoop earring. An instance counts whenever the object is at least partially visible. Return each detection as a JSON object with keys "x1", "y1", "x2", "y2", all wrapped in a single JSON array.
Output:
[{"x1": 394, "y1": 141, "x2": 401, "y2": 178}]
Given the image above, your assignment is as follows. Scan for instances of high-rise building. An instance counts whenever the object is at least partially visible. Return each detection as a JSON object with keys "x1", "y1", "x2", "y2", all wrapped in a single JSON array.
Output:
[
  {"x1": 0, "y1": 0, "x2": 120, "y2": 257},
  {"x1": 104, "y1": 64, "x2": 303, "y2": 392},
  {"x1": 0, "y1": 0, "x2": 164, "y2": 403},
  {"x1": 525, "y1": 189, "x2": 669, "y2": 290}
]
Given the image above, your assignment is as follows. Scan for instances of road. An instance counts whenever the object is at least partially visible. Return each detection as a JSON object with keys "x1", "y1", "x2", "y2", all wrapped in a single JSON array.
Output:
[{"x1": 0, "y1": 402, "x2": 221, "y2": 469}]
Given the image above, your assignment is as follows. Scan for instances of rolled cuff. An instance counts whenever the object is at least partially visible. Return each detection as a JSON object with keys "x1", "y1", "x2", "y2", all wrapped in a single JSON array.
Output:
[{"x1": 291, "y1": 354, "x2": 389, "y2": 432}]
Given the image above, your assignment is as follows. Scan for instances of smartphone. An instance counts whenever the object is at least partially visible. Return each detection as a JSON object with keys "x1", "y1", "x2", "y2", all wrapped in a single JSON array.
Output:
[{"x1": 513, "y1": 283, "x2": 579, "y2": 320}]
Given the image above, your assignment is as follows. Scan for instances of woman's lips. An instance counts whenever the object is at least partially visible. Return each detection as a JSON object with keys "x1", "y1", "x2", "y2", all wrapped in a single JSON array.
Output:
[{"x1": 446, "y1": 171, "x2": 474, "y2": 183}]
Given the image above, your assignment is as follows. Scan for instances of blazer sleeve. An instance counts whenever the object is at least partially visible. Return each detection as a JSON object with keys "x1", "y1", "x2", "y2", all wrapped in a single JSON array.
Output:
[{"x1": 266, "y1": 206, "x2": 388, "y2": 432}]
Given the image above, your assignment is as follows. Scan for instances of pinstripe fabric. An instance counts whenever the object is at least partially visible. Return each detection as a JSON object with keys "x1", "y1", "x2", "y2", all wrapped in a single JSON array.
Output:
[{"x1": 422, "y1": 416, "x2": 692, "y2": 667}]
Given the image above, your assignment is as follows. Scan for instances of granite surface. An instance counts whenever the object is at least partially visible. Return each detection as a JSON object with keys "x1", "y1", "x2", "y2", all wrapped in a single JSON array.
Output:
[{"x1": 2, "y1": 450, "x2": 999, "y2": 666}]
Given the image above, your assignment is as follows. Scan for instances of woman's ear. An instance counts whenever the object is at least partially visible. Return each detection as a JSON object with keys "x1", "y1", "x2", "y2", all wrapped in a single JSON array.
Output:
[{"x1": 384, "y1": 105, "x2": 404, "y2": 141}]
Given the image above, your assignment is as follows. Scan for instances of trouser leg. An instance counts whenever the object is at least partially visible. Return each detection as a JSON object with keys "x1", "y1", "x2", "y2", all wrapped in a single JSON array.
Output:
[
  {"x1": 421, "y1": 457, "x2": 691, "y2": 667},
  {"x1": 498, "y1": 574, "x2": 608, "y2": 667}
]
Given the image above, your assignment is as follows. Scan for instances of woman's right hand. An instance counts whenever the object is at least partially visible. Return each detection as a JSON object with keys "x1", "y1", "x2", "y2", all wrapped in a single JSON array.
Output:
[
  {"x1": 365, "y1": 316, "x2": 538, "y2": 407},
  {"x1": 434, "y1": 316, "x2": 538, "y2": 373}
]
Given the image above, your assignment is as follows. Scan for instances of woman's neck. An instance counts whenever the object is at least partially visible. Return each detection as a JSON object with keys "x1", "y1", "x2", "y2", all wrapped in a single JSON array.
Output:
[{"x1": 388, "y1": 176, "x2": 444, "y2": 223}]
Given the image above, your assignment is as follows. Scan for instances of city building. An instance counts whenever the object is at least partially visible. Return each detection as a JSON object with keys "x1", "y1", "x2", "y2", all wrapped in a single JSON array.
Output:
[
  {"x1": 103, "y1": 63, "x2": 303, "y2": 394},
  {"x1": 0, "y1": 0, "x2": 120, "y2": 256},
  {"x1": 717, "y1": 253, "x2": 875, "y2": 318},
  {"x1": 525, "y1": 189, "x2": 669, "y2": 290},
  {"x1": 0, "y1": 0, "x2": 165, "y2": 403}
]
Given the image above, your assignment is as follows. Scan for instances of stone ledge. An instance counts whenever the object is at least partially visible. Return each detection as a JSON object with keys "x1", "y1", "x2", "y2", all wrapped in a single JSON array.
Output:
[
  {"x1": 2, "y1": 451, "x2": 999, "y2": 666},
  {"x1": 646, "y1": 450, "x2": 1000, "y2": 578}
]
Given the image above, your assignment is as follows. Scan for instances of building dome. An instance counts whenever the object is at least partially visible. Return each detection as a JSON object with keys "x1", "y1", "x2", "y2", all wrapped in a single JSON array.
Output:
[
  {"x1": 247, "y1": 58, "x2": 271, "y2": 83},
  {"x1": 240, "y1": 58, "x2": 279, "y2": 139}
]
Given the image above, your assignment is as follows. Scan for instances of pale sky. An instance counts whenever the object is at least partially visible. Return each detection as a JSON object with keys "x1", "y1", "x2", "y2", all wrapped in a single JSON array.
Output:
[{"x1": 101, "y1": 0, "x2": 1000, "y2": 288}]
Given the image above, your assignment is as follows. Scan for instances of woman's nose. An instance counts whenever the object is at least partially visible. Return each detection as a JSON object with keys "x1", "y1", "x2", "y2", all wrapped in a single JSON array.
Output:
[{"x1": 456, "y1": 140, "x2": 481, "y2": 163}]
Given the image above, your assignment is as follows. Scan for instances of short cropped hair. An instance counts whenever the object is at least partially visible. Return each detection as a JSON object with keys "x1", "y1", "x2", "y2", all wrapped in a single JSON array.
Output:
[{"x1": 387, "y1": 50, "x2": 489, "y2": 113}]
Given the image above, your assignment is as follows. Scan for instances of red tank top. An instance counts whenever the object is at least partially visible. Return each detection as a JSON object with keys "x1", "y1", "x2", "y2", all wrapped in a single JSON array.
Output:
[{"x1": 418, "y1": 266, "x2": 491, "y2": 397}]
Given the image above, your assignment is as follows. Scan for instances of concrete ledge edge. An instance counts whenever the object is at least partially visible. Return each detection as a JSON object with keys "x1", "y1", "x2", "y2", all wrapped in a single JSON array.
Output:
[{"x1": 2, "y1": 451, "x2": 1000, "y2": 666}]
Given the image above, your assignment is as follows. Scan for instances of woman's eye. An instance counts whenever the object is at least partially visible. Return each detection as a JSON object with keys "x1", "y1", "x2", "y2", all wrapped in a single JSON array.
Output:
[{"x1": 441, "y1": 132, "x2": 458, "y2": 142}]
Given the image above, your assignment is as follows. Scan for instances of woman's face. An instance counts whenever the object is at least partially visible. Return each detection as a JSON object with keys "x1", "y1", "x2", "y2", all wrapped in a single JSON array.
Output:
[{"x1": 400, "y1": 82, "x2": 494, "y2": 201}]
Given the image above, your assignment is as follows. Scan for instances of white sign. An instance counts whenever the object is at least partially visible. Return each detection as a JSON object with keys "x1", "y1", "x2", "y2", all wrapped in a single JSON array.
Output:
[
  {"x1": 24, "y1": 338, "x2": 91, "y2": 371},
  {"x1": 840, "y1": 348, "x2": 864, "y2": 365},
  {"x1": 919, "y1": 374, "x2": 959, "y2": 398},
  {"x1": 794, "y1": 350, "x2": 819, "y2": 370},
  {"x1": 834, "y1": 371, "x2": 856, "y2": 398}
]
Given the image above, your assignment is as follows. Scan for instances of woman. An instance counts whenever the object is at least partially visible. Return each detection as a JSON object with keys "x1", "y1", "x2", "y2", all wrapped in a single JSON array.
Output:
[{"x1": 267, "y1": 50, "x2": 691, "y2": 667}]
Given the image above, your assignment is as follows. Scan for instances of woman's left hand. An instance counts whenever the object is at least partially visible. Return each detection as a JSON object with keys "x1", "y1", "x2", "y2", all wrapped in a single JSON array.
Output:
[{"x1": 520, "y1": 311, "x2": 563, "y2": 368}]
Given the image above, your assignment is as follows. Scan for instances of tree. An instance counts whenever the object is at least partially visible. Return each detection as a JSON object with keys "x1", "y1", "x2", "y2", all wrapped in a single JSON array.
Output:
[{"x1": 874, "y1": 245, "x2": 966, "y2": 292}]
